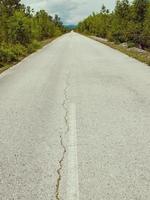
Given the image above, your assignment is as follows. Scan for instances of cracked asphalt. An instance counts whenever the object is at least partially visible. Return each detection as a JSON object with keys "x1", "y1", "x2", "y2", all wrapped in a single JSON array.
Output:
[{"x1": 0, "y1": 32, "x2": 150, "y2": 200}]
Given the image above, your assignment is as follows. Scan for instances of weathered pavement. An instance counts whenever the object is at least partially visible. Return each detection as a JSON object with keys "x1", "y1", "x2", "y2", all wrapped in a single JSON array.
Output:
[{"x1": 0, "y1": 32, "x2": 150, "y2": 200}]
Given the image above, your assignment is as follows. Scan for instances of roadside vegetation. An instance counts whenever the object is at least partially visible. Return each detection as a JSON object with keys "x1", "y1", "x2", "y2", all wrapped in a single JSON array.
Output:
[
  {"x1": 77, "y1": 0, "x2": 150, "y2": 64},
  {"x1": 0, "y1": 0, "x2": 65, "y2": 71}
]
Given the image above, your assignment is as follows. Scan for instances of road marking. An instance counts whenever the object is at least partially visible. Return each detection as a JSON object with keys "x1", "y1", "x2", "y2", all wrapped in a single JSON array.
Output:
[{"x1": 67, "y1": 103, "x2": 79, "y2": 200}]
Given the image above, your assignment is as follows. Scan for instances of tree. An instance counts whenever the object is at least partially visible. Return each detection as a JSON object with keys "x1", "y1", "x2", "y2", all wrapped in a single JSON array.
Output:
[
  {"x1": 54, "y1": 14, "x2": 62, "y2": 27},
  {"x1": 111, "y1": 0, "x2": 130, "y2": 42},
  {"x1": 132, "y1": 0, "x2": 149, "y2": 22},
  {"x1": 0, "y1": 0, "x2": 22, "y2": 15},
  {"x1": 77, "y1": 0, "x2": 150, "y2": 49},
  {"x1": 130, "y1": 0, "x2": 150, "y2": 48},
  {"x1": 143, "y1": 3, "x2": 150, "y2": 47},
  {"x1": 8, "y1": 11, "x2": 32, "y2": 44},
  {"x1": 0, "y1": 0, "x2": 65, "y2": 66},
  {"x1": 34, "y1": 10, "x2": 55, "y2": 40}
]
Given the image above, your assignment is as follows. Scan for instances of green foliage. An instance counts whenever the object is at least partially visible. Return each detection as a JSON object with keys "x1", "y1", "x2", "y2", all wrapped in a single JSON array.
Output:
[
  {"x1": 34, "y1": 10, "x2": 55, "y2": 40},
  {"x1": 54, "y1": 27, "x2": 63, "y2": 37},
  {"x1": 11, "y1": 43, "x2": 27, "y2": 57},
  {"x1": 78, "y1": 0, "x2": 150, "y2": 49},
  {"x1": 27, "y1": 40, "x2": 41, "y2": 54},
  {"x1": 0, "y1": 0, "x2": 65, "y2": 67},
  {"x1": 8, "y1": 11, "x2": 32, "y2": 45},
  {"x1": 0, "y1": 43, "x2": 27, "y2": 64},
  {"x1": 132, "y1": 0, "x2": 149, "y2": 22},
  {"x1": 0, "y1": 45, "x2": 17, "y2": 63},
  {"x1": 127, "y1": 41, "x2": 136, "y2": 48},
  {"x1": 143, "y1": 4, "x2": 150, "y2": 47}
]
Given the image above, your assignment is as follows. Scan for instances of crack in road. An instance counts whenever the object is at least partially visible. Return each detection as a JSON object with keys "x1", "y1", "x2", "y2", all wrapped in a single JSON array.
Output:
[
  {"x1": 55, "y1": 136, "x2": 66, "y2": 200},
  {"x1": 55, "y1": 73, "x2": 70, "y2": 200}
]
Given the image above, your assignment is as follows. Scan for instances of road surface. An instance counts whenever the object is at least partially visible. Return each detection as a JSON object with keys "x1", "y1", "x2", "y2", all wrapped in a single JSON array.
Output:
[{"x1": 0, "y1": 32, "x2": 150, "y2": 200}]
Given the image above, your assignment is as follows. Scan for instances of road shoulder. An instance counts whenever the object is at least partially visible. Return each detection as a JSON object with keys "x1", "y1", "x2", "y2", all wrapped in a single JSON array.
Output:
[{"x1": 88, "y1": 35, "x2": 150, "y2": 66}]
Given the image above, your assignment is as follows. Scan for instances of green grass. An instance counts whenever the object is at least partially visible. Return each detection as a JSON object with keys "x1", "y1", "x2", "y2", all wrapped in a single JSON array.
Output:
[{"x1": 90, "y1": 36, "x2": 150, "y2": 66}]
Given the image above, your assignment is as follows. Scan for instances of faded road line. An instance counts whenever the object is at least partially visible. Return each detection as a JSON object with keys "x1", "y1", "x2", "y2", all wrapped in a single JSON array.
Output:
[{"x1": 67, "y1": 103, "x2": 79, "y2": 200}]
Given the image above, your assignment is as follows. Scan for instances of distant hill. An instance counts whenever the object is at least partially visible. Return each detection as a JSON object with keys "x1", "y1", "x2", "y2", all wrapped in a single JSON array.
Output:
[{"x1": 64, "y1": 25, "x2": 77, "y2": 30}]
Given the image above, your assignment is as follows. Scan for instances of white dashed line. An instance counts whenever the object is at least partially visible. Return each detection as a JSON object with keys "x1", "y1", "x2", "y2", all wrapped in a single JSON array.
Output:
[{"x1": 67, "y1": 103, "x2": 79, "y2": 200}]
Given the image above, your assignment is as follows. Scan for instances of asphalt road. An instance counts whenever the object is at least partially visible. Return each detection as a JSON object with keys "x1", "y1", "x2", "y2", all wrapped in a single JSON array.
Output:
[{"x1": 0, "y1": 32, "x2": 150, "y2": 200}]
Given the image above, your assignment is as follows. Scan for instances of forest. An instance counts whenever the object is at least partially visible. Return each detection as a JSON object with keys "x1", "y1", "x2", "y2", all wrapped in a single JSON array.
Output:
[
  {"x1": 78, "y1": 0, "x2": 150, "y2": 50},
  {"x1": 0, "y1": 0, "x2": 65, "y2": 67}
]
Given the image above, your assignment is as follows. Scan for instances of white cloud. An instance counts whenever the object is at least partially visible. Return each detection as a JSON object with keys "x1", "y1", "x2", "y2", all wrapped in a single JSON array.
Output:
[{"x1": 21, "y1": 0, "x2": 118, "y2": 25}]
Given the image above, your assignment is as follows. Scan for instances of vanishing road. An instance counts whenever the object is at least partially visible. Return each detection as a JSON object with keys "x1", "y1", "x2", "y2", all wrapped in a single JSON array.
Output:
[{"x1": 0, "y1": 32, "x2": 150, "y2": 200}]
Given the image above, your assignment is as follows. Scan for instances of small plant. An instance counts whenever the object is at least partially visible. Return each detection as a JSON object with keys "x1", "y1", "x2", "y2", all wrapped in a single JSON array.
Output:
[
  {"x1": 27, "y1": 40, "x2": 41, "y2": 53},
  {"x1": 127, "y1": 42, "x2": 136, "y2": 48},
  {"x1": 12, "y1": 44, "x2": 27, "y2": 57},
  {"x1": 0, "y1": 44, "x2": 17, "y2": 63},
  {"x1": 0, "y1": 43, "x2": 28, "y2": 66}
]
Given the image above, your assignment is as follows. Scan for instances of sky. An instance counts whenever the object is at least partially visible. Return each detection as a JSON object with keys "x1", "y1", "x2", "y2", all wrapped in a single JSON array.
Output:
[{"x1": 21, "y1": 0, "x2": 118, "y2": 25}]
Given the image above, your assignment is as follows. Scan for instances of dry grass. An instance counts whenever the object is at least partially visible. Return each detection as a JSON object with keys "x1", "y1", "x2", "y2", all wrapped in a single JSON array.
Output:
[{"x1": 0, "y1": 65, "x2": 10, "y2": 74}]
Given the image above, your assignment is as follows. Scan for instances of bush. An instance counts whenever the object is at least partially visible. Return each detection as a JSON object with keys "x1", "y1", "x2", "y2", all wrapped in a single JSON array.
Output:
[
  {"x1": 12, "y1": 44, "x2": 27, "y2": 57},
  {"x1": 27, "y1": 40, "x2": 41, "y2": 53},
  {"x1": 127, "y1": 42, "x2": 135, "y2": 48},
  {"x1": 0, "y1": 44, "x2": 17, "y2": 63},
  {"x1": 78, "y1": 0, "x2": 150, "y2": 50},
  {"x1": 54, "y1": 28, "x2": 62, "y2": 37},
  {"x1": 0, "y1": 43, "x2": 27, "y2": 65}
]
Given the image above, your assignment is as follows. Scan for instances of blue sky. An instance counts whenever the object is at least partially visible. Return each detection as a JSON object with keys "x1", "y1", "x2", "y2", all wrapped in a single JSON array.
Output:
[{"x1": 21, "y1": 0, "x2": 126, "y2": 25}]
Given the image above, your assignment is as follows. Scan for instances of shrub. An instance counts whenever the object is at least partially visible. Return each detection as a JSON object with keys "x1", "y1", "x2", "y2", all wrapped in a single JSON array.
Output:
[
  {"x1": 27, "y1": 40, "x2": 41, "y2": 53},
  {"x1": 54, "y1": 28, "x2": 62, "y2": 37},
  {"x1": 0, "y1": 43, "x2": 27, "y2": 65},
  {"x1": 0, "y1": 44, "x2": 17, "y2": 63},
  {"x1": 127, "y1": 42, "x2": 135, "y2": 48},
  {"x1": 12, "y1": 44, "x2": 27, "y2": 57}
]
